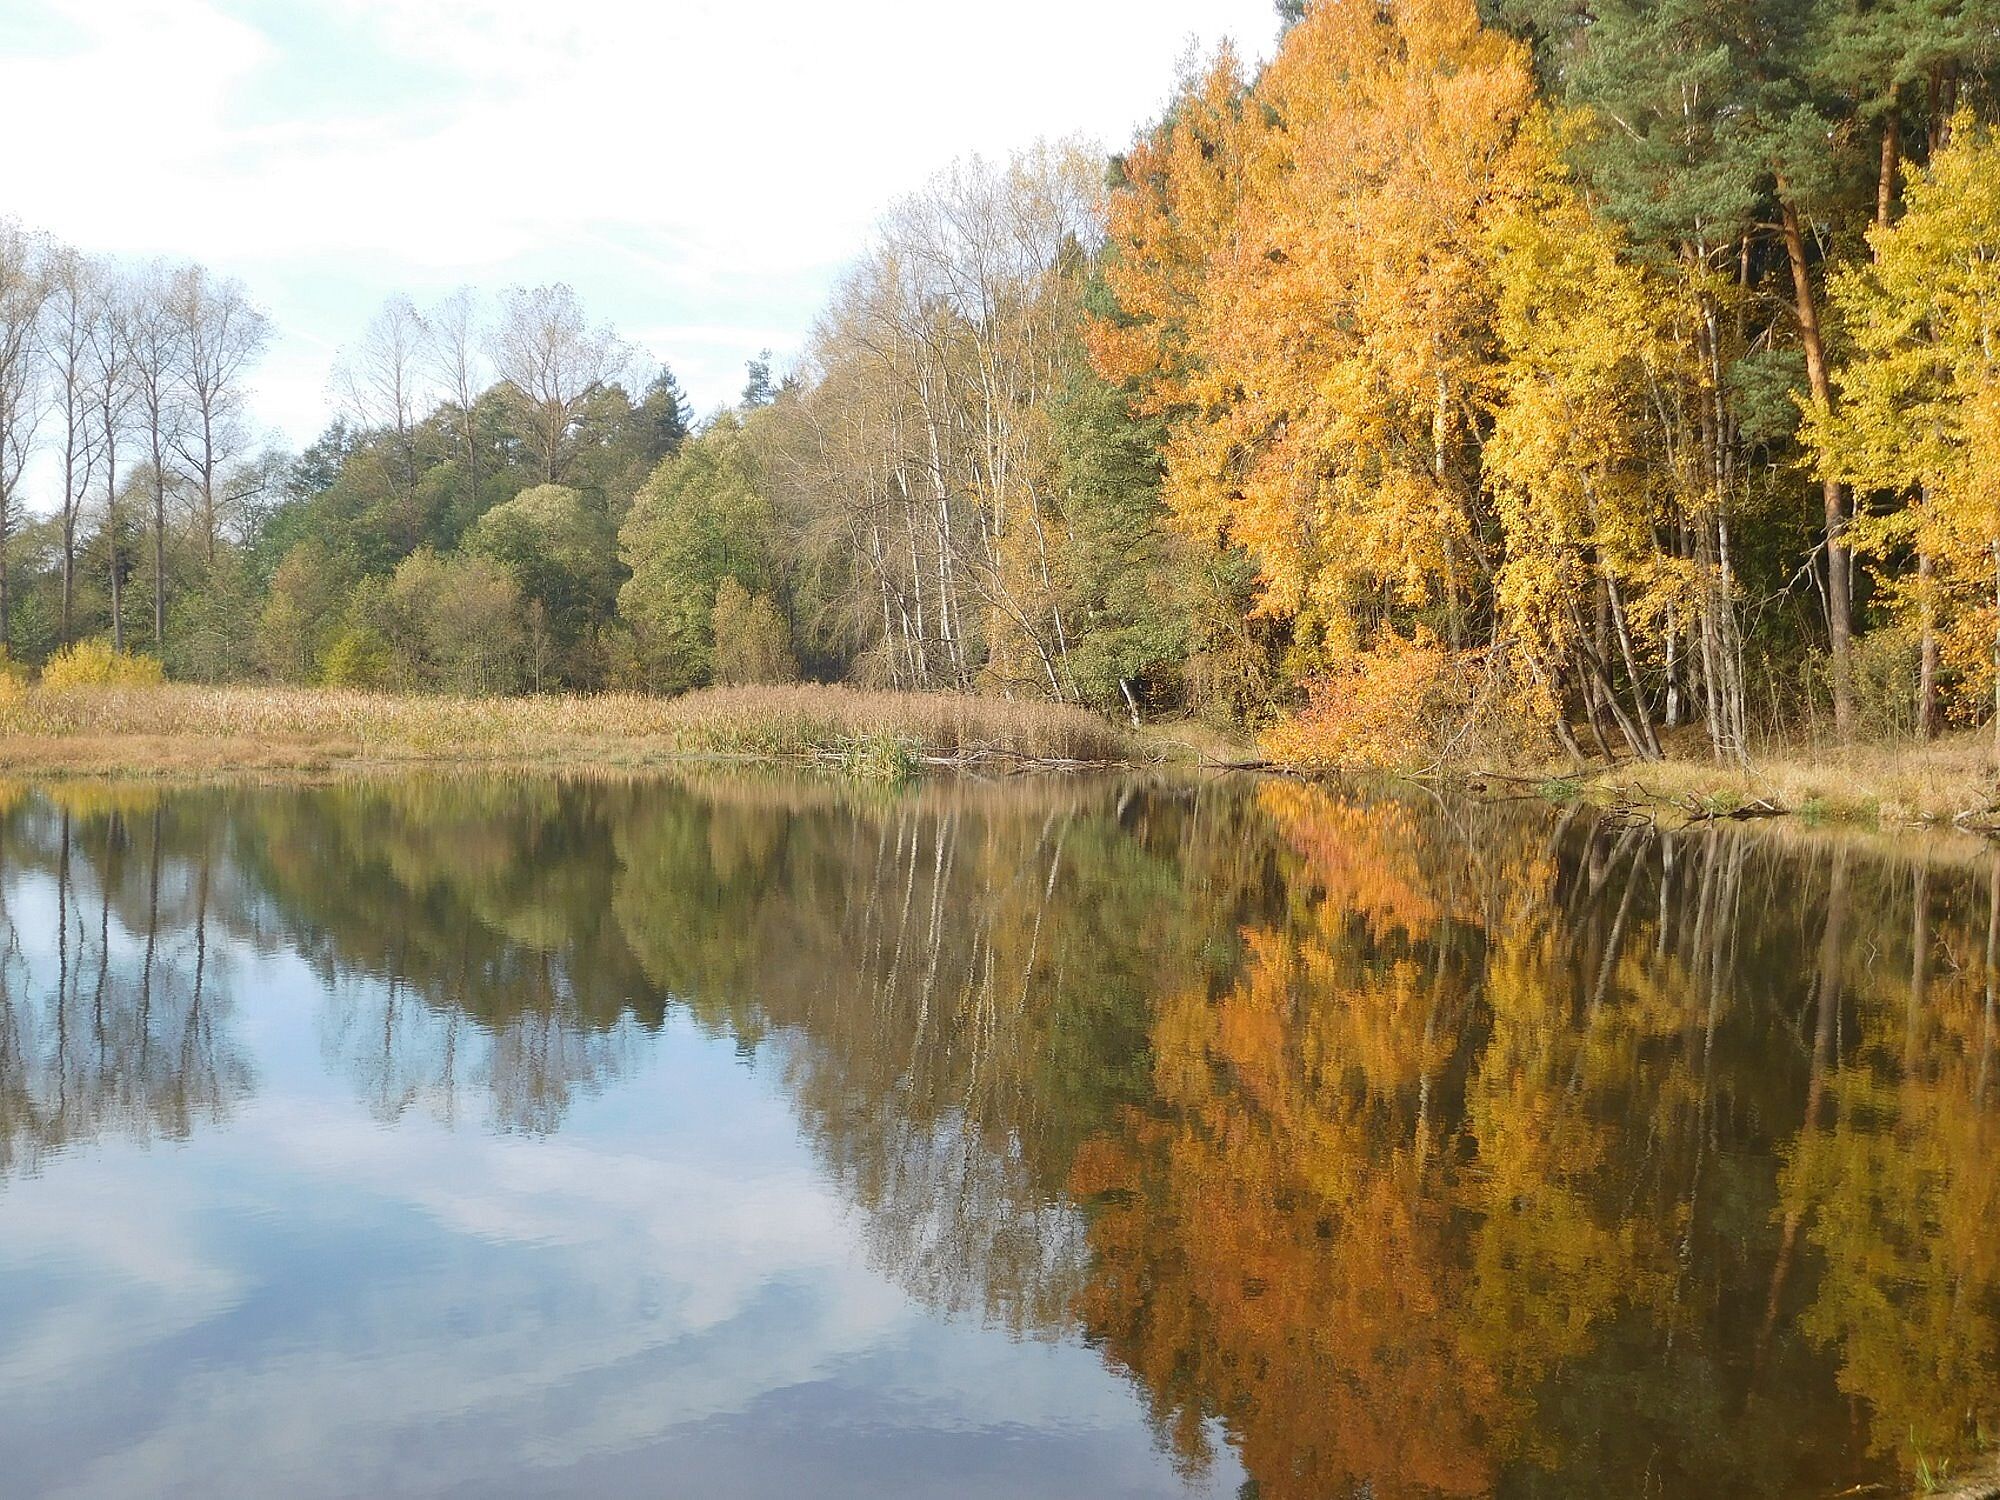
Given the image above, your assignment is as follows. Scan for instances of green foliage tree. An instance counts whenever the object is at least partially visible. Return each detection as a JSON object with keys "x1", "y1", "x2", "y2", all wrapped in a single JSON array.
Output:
[
  {"x1": 1046, "y1": 356, "x2": 1191, "y2": 720},
  {"x1": 466, "y1": 483, "x2": 620, "y2": 689},
  {"x1": 616, "y1": 416, "x2": 776, "y2": 692},
  {"x1": 383, "y1": 549, "x2": 526, "y2": 694}
]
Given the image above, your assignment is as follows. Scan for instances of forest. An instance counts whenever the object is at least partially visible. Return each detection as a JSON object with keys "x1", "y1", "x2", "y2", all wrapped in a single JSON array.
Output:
[{"x1": 2, "y1": 0, "x2": 1997, "y2": 770}]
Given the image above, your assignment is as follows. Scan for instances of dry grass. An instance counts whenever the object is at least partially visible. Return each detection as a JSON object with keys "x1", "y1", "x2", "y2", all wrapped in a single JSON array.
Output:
[
  {"x1": 1538, "y1": 732, "x2": 2000, "y2": 828},
  {"x1": 0, "y1": 682, "x2": 1141, "y2": 779}
]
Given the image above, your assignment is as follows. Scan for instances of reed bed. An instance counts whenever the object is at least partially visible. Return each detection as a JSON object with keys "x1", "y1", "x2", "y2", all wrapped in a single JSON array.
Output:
[{"x1": 0, "y1": 682, "x2": 1139, "y2": 777}]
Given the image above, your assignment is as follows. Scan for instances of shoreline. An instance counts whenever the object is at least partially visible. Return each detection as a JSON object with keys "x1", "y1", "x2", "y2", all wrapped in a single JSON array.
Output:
[
  {"x1": 0, "y1": 682, "x2": 1156, "y2": 783},
  {"x1": 4, "y1": 684, "x2": 1998, "y2": 837},
  {"x1": 1490, "y1": 740, "x2": 2000, "y2": 833}
]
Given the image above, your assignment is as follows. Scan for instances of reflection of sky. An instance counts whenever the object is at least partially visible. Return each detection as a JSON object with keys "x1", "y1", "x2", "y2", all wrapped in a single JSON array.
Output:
[{"x1": 0, "y1": 882, "x2": 1236, "y2": 1498}]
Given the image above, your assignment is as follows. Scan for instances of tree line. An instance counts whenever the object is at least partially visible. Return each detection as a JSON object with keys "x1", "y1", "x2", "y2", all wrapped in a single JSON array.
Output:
[
  {"x1": 0, "y1": 229, "x2": 273, "y2": 668},
  {"x1": 6, "y1": 0, "x2": 1998, "y2": 764}
]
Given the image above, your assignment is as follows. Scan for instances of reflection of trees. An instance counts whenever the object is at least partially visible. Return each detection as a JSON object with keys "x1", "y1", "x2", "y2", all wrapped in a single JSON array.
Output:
[
  {"x1": 1779, "y1": 850, "x2": 2000, "y2": 1475},
  {"x1": 608, "y1": 774, "x2": 1272, "y2": 1331},
  {"x1": 0, "y1": 790, "x2": 251, "y2": 1177},
  {"x1": 240, "y1": 779, "x2": 659, "y2": 1133},
  {"x1": 4, "y1": 771, "x2": 1996, "y2": 1496},
  {"x1": 1066, "y1": 787, "x2": 2000, "y2": 1499}
]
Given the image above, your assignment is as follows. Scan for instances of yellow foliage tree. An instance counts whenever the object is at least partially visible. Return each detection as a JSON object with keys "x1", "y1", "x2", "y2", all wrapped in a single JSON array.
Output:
[
  {"x1": 1813, "y1": 117, "x2": 2000, "y2": 748},
  {"x1": 1095, "y1": 0, "x2": 1554, "y2": 755}
]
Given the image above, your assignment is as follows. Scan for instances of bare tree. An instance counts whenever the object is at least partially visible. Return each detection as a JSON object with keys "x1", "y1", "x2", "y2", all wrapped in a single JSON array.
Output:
[
  {"x1": 42, "y1": 247, "x2": 102, "y2": 645},
  {"x1": 88, "y1": 271, "x2": 137, "y2": 650},
  {"x1": 169, "y1": 266, "x2": 269, "y2": 565},
  {"x1": 0, "y1": 222, "x2": 50, "y2": 652},
  {"x1": 488, "y1": 283, "x2": 627, "y2": 484},
  {"x1": 424, "y1": 288, "x2": 485, "y2": 518},
  {"x1": 127, "y1": 263, "x2": 187, "y2": 651},
  {"x1": 335, "y1": 294, "x2": 427, "y2": 493}
]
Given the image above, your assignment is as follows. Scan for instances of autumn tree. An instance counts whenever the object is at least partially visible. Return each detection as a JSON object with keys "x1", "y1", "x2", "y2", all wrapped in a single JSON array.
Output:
[
  {"x1": 489, "y1": 283, "x2": 628, "y2": 485},
  {"x1": 1094, "y1": 0, "x2": 1550, "y2": 757},
  {"x1": 1811, "y1": 117, "x2": 2000, "y2": 748},
  {"x1": 709, "y1": 576, "x2": 798, "y2": 685}
]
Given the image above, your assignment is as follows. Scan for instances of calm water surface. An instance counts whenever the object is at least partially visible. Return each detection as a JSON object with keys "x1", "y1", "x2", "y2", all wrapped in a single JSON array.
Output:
[{"x1": 1, "y1": 773, "x2": 1995, "y2": 1498}]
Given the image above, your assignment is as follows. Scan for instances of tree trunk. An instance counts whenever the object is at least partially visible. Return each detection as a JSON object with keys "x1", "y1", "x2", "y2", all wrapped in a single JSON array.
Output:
[
  {"x1": 153, "y1": 467, "x2": 167, "y2": 650},
  {"x1": 1779, "y1": 189, "x2": 1853, "y2": 742},
  {"x1": 1876, "y1": 109, "x2": 1901, "y2": 235},
  {"x1": 1917, "y1": 545, "x2": 1938, "y2": 739}
]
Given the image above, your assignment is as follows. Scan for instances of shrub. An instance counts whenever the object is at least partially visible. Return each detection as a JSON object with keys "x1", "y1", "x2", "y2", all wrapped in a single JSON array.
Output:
[
  {"x1": 1851, "y1": 627, "x2": 1922, "y2": 741},
  {"x1": 711, "y1": 578, "x2": 798, "y2": 686},
  {"x1": 320, "y1": 626, "x2": 393, "y2": 688},
  {"x1": 1262, "y1": 629, "x2": 1544, "y2": 772},
  {"x1": 41, "y1": 639, "x2": 167, "y2": 689}
]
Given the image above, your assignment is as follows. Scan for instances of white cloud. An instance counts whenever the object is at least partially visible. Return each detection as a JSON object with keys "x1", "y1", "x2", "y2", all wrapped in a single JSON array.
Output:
[{"x1": 1, "y1": 0, "x2": 1279, "y2": 474}]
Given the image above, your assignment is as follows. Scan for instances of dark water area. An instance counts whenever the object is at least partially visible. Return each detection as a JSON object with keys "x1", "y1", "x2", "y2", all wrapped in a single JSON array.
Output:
[{"x1": 0, "y1": 773, "x2": 1995, "y2": 1499}]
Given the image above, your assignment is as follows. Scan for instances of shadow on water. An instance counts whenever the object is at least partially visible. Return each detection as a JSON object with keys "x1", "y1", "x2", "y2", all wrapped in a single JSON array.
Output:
[{"x1": 0, "y1": 770, "x2": 1995, "y2": 1498}]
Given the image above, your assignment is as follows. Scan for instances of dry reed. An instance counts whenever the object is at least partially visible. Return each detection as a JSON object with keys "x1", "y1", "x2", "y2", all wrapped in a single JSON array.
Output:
[
  {"x1": 0, "y1": 682, "x2": 1140, "y2": 777},
  {"x1": 1548, "y1": 733, "x2": 2000, "y2": 829}
]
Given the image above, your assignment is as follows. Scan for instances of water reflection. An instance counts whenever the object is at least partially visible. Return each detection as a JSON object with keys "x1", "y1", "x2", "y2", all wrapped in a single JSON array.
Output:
[
  {"x1": 0, "y1": 786, "x2": 251, "y2": 1176},
  {"x1": 0, "y1": 772, "x2": 1995, "y2": 1498}
]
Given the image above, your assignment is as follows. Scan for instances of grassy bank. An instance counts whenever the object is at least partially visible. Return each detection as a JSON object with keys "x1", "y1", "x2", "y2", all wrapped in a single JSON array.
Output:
[
  {"x1": 1515, "y1": 735, "x2": 2000, "y2": 830},
  {"x1": 0, "y1": 682, "x2": 1142, "y2": 778},
  {"x1": 8, "y1": 680, "x2": 1995, "y2": 831}
]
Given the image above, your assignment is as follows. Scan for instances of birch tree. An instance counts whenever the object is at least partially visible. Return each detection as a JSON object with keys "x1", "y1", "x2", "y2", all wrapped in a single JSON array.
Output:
[
  {"x1": 425, "y1": 287, "x2": 486, "y2": 520},
  {"x1": 42, "y1": 247, "x2": 101, "y2": 645},
  {"x1": 0, "y1": 223, "x2": 49, "y2": 652},
  {"x1": 336, "y1": 294, "x2": 428, "y2": 494},
  {"x1": 88, "y1": 270, "x2": 137, "y2": 649},
  {"x1": 169, "y1": 265, "x2": 269, "y2": 564},
  {"x1": 489, "y1": 283, "x2": 627, "y2": 485},
  {"x1": 127, "y1": 263, "x2": 186, "y2": 650}
]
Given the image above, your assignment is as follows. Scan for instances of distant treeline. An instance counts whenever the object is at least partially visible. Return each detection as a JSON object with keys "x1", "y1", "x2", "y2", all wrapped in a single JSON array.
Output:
[{"x1": 4, "y1": 0, "x2": 1998, "y2": 766}]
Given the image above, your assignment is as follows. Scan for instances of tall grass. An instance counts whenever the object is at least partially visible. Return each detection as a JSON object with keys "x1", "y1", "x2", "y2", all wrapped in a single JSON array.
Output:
[
  {"x1": 1551, "y1": 732, "x2": 2000, "y2": 828},
  {"x1": 0, "y1": 681, "x2": 1138, "y2": 775}
]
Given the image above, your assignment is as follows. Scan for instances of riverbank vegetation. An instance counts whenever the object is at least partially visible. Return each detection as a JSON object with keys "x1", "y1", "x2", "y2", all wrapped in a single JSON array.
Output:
[
  {"x1": 0, "y1": 682, "x2": 1137, "y2": 777},
  {"x1": 2, "y1": 0, "x2": 1998, "y2": 780}
]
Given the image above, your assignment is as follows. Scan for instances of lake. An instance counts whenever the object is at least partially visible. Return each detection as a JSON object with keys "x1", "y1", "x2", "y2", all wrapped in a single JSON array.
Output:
[{"x1": 0, "y1": 773, "x2": 1994, "y2": 1498}]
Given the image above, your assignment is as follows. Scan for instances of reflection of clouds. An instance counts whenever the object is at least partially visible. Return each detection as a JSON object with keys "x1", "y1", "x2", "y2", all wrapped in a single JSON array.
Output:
[
  {"x1": 1, "y1": 1023, "x2": 1225, "y2": 1499},
  {"x1": 0, "y1": 1167, "x2": 246, "y2": 1404}
]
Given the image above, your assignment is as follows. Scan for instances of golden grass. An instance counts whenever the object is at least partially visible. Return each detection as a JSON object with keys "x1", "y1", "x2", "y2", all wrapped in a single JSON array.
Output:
[
  {"x1": 1538, "y1": 732, "x2": 2000, "y2": 829},
  {"x1": 0, "y1": 682, "x2": 1142, "y2": 779}
]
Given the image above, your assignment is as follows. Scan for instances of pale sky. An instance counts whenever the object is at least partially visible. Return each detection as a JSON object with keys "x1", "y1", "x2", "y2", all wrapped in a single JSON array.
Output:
[{"x1": 0, "y1": 0, "x2": 1280, "y2": 466}]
